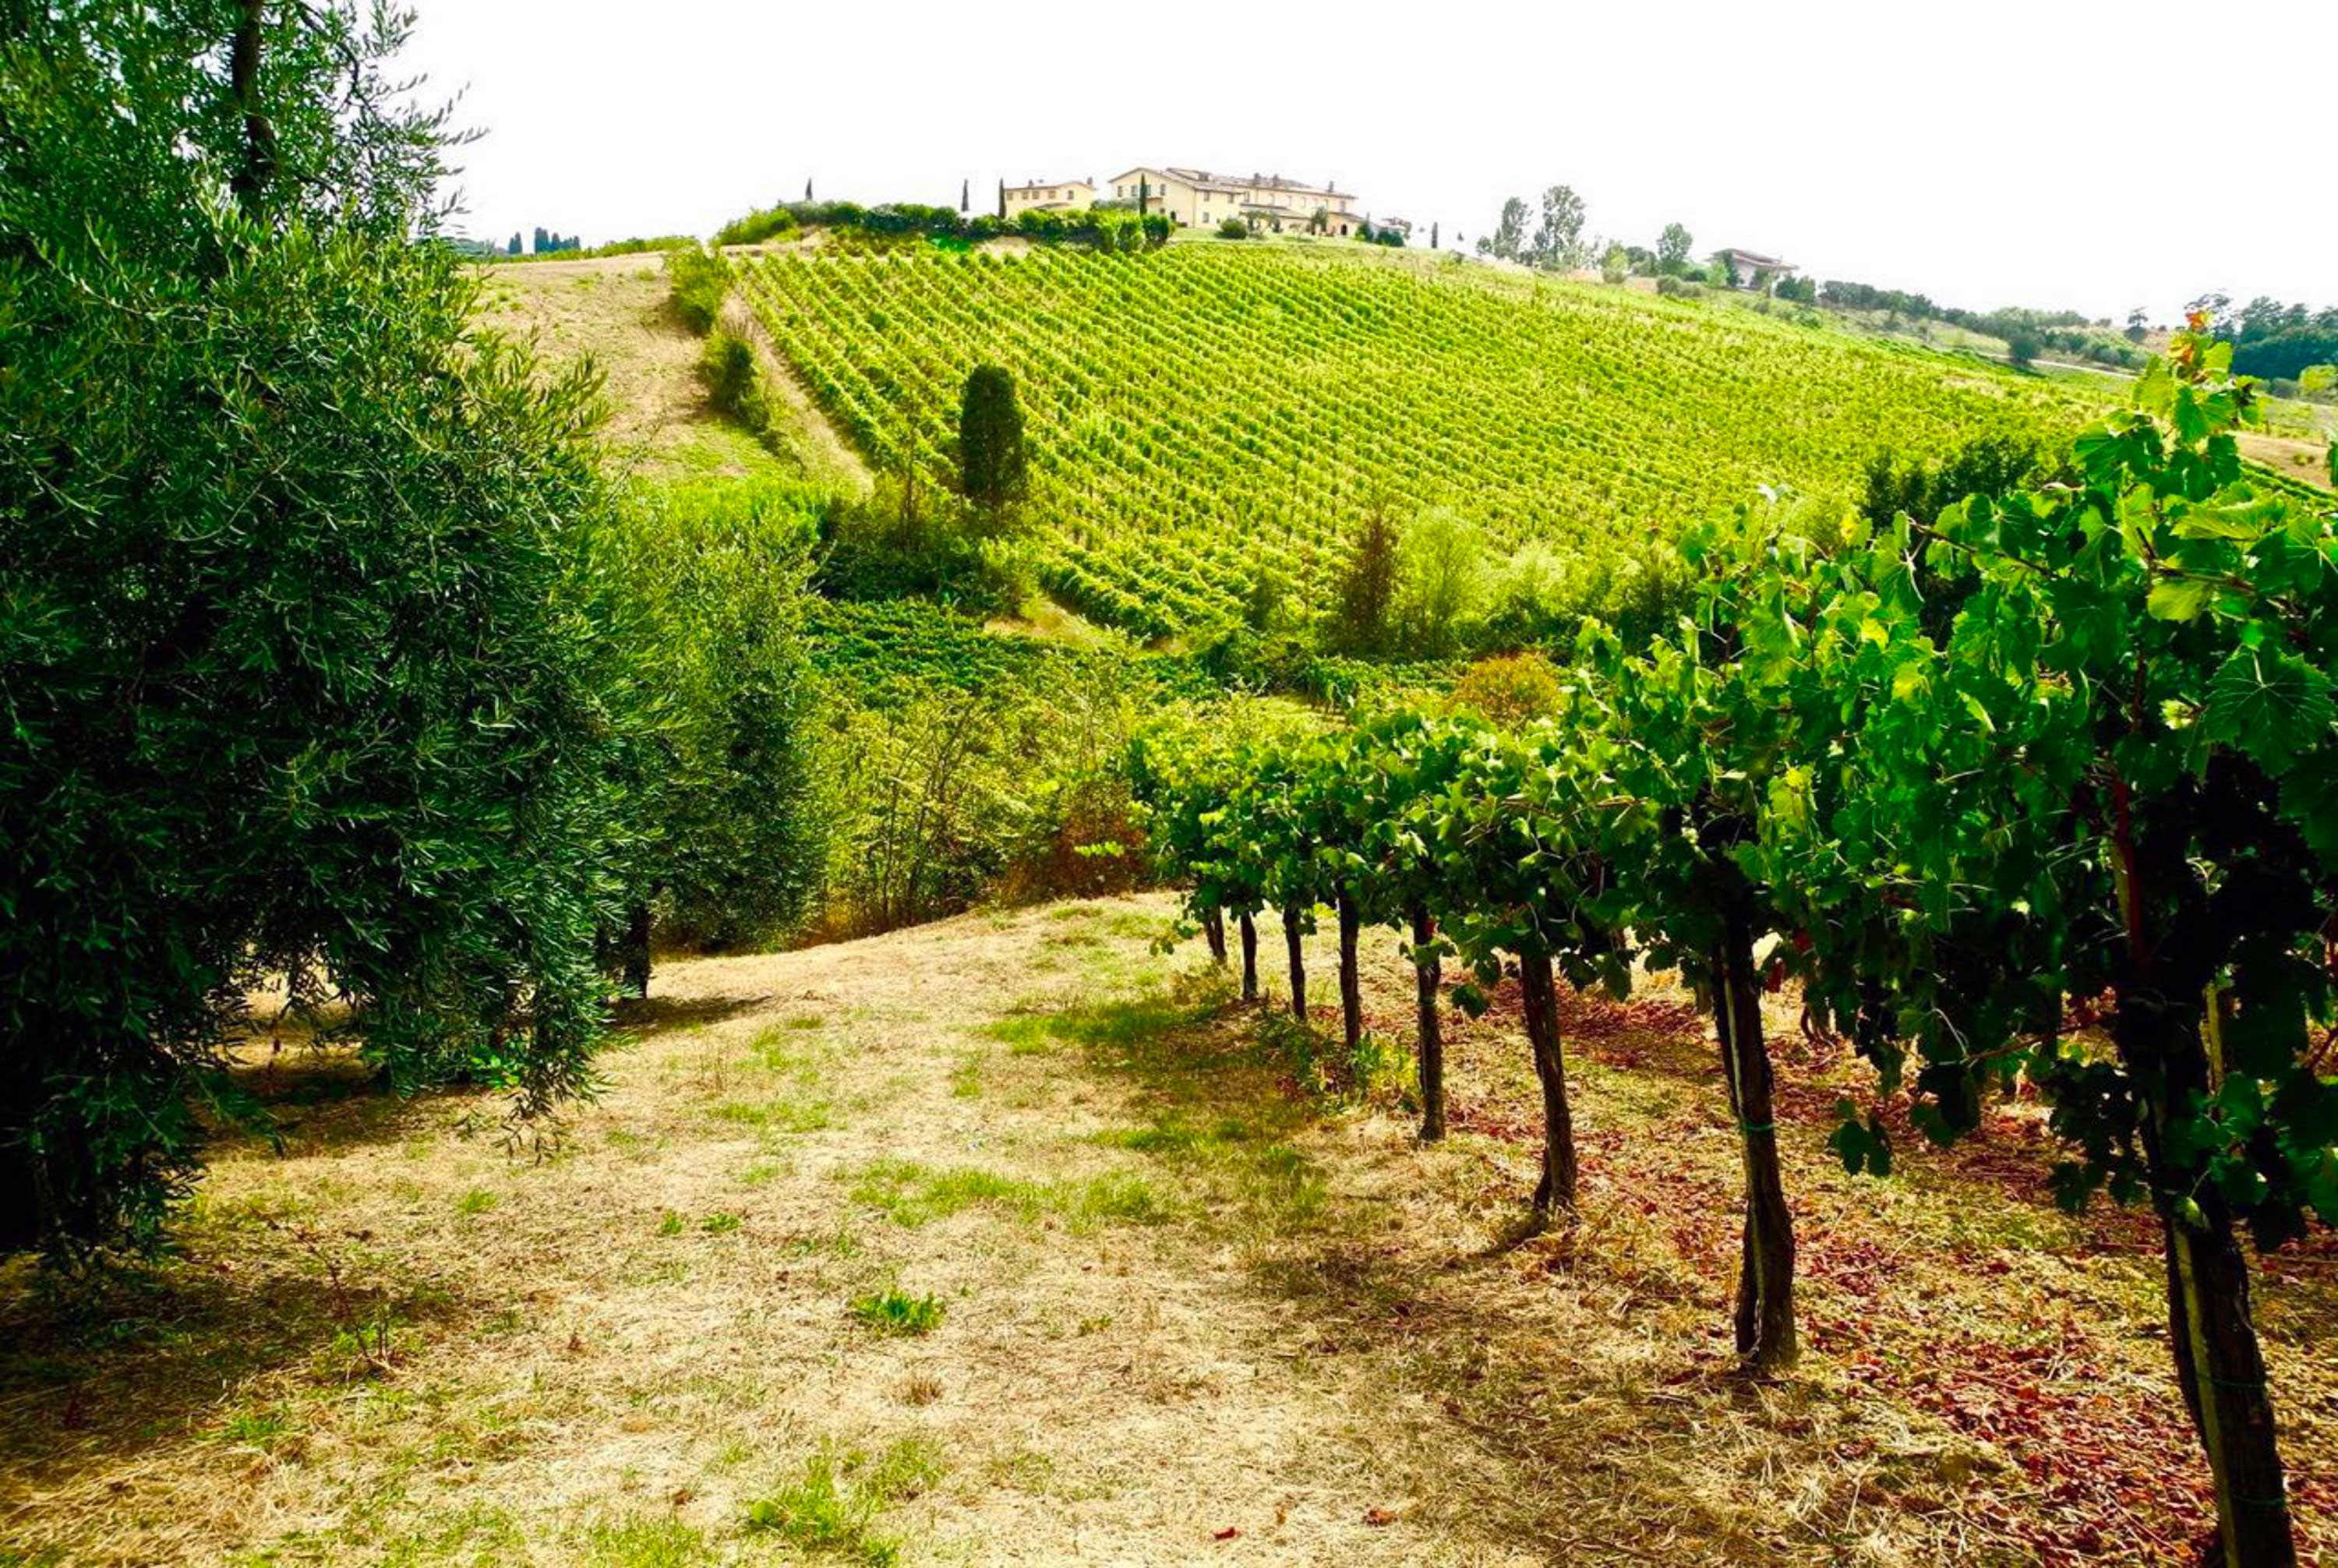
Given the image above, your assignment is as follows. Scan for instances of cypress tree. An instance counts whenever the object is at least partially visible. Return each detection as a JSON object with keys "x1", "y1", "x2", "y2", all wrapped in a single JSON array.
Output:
[
  {"x1": 997, "y1": 178, "x2": 1006, "y2": 220},
  {"x1": 958, "y1": 364, "x2": 1027, "y2": 507},
  {"x1": 960, "y1": 178, "x2": 969, "y2": 213}
]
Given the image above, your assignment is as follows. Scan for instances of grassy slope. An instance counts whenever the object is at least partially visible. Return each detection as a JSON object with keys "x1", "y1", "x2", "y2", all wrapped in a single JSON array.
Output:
[
  {"x1": 473, "y1": 255, "x2": 799, "y2": 486},
  {"x1": 4, "y1": 899, "x2": 2328, "y2": 1565},
  {"x1": 741, "y1": 241, "x2": 2112, "y2": 633}
]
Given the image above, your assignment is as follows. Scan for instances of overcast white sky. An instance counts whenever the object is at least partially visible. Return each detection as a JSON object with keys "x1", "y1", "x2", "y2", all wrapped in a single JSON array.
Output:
[{"x1": 404, "y1": 0, "x2": 2334, "y2": 323}]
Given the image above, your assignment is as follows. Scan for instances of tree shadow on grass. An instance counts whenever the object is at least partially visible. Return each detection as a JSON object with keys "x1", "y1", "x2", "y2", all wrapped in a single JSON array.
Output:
[
  {"x1": 607, "y1": 988, "x2": 770, "y2": 1040},
  {"x1": 0, "y1": 1238, "x2": 493, "y2": 1510},
  {"x1": 1036, "y1": 973, "x2": 1813, "y2": 1566}
]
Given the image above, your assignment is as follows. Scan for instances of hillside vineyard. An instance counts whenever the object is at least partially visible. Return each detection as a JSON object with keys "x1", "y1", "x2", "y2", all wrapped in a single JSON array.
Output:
[{"x1": 744, "y1": 245, "x2": 2101, "y2": 634}]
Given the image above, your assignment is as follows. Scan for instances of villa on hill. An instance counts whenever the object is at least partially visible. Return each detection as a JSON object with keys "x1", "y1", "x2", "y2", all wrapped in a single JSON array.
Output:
[
  {"x1": 1001, "y1": 178, "x2": 1096, "y2": 217},
  {"x1": 1717, "y1": 247, "x2": 1797, "y2": 292},
  {"x1": 1008, "y1": 166, "x2": 1364, "y2": 235}
]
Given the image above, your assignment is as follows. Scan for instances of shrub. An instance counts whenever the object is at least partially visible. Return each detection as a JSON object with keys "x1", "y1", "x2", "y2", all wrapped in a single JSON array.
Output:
[
  {"x1": 1656, "y1": 276, "x2": 1704, "y2": 299},
  {"x1": 1217, "y1": 217, "x2": 1249, "y2": 239},
  {"x1": 1, "y1": 3, "x2": 637, "y2": 1258},
  {"x1": 595, "y1": 480, "x2": 831, "y2": 960},
  {"x1": 699, "y1": 330, "x2": 761, "y2": 423},
  {"x1": 665, "y1": 242, "x2": 731, "y2": 334},
  {"x1": 712, "y1": 204, "x2": 800, "y2": 248},
  {"x1": 1450, "y1": 652, "x2": 1566, "y2": 726}
]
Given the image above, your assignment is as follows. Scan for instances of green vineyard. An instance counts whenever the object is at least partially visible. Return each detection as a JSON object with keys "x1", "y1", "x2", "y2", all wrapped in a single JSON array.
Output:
[{"x1": 743, "y1": 244, "x2": 2105, "y2": 634}]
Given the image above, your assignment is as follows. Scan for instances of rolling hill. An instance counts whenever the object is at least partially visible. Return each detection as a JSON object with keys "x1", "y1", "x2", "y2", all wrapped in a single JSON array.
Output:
[{"x1": 741, "y1": 242, "x2": 2108, "y2": 634}]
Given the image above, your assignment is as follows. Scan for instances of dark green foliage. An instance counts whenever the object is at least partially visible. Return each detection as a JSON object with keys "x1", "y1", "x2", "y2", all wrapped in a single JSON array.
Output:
[
  {"x1": 959, "y1": 365, "x2": 1028, "y2": 507},
  {"x1": 1656, "y1": 222, "x2": 1693, "y2": 274},
  {"x1": 598, "y1": 482, "x2": 828, "y2": 952},
  {"x1": 699, "y1": 330, "x2": 763, "y2": 424},
  {"x1": 2216, "y1": 295, "x2": 2338, "y2": 382},
  {"x1": 1330, "y1": 502, "x2": 1401, "y2": 653},
  {"x1": 0, "y1": 2, "x2": 634, "y2": 1258},
  {"x1": 666, "y1": 242, "x2": 731, "y2": 334},
  {"x1": 1217, "y1": 217, "x2": 1249, "y2": 239}
]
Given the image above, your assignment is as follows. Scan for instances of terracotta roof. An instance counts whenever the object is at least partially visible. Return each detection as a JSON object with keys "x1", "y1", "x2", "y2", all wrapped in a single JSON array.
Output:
[
  {"x1": 1005, "y1": 177, "x2": 1094, "y2": 193},
  {"x1": 1719, "y1": 247, "x2": 1794, "y2": 269}
]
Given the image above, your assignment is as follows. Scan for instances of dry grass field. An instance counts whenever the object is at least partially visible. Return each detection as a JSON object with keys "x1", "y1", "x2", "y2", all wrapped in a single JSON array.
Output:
[{"x1": 2, "y1": 896, "x2": 2332, "y2": 1566}]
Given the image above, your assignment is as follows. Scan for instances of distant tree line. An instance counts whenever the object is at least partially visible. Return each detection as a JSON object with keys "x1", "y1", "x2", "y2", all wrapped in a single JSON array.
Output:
[
  {"x1": 2191, "y1": 292, "x2": 2338, "y2": 384},
  {"x1": 713, "y1": 200, "x2": 1171, "y2": 253}
]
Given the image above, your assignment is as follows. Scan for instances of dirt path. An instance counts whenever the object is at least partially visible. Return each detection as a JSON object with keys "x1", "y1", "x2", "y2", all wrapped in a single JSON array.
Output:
[
  {"x1": 720, "y1": 292, "x2": 874, "y2": 496},
  {"x1": 4, "y1": 895, "x2": 2332, "y2": 1566},
  {"x1": 0, "y1": 899, "x2": 1535, "y2": 1566}
]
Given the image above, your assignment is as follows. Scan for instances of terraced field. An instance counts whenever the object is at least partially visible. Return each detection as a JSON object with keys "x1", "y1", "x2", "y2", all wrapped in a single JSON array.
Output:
[{"x1": 743, "y1": 245, "x2": 2105, "y2": 634}]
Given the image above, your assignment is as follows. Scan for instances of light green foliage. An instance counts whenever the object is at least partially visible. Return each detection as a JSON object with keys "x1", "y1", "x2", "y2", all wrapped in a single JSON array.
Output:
[
  {"x1": 848, "y1": 1288, "x2": 945, "y2": 1334},
  {"x1": 1143, "y1": 330, "x2": 2338, "y2": 1563},
  {"x1": 664, "y1": 242, "x2": 731, "y2": 334},
  {"x1": 742, "y1": 245, "x2": 2093, "y2": 637},
  {"x1": 745, "y1": 1438, "x2": 943, "y2": 1564}
]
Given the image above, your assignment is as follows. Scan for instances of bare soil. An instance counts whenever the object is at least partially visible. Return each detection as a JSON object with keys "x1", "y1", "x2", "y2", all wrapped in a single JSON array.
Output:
[{"x1": 1, "y1": 896, "x2": 2330, "y2": 1566}]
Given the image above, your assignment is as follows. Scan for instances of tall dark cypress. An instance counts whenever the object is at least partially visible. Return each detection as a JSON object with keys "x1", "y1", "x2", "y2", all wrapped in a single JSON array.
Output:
[{"x1": 958, "y1": 364, "x2": 1026, "y2": 507}]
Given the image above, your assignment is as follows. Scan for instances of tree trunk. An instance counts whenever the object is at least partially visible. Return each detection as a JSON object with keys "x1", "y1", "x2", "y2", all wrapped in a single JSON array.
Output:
[
  {"x1": 1712, "y1": 913, "x2": 1796, "y2": 1372},
  {"x1": 1411, "y1": 905, "x2": 1444, "y2": 1142},
  {"x1": 1515, "y1": 952, "x2": 1577, "y2": 1223},
  {"x1": 1238, "y1": 911, "x2": 1259, "y2": 1003},
  {"x1": 1282, "y1": 904, "x2": 1306, "y2": 1022},
  {"x1": 1203, "y1": 908, "x2": 1227, "y2": 966},
  {"x1": 228, "y1": 0, "x2": 277, "y2": 217},
  {"x1": 620, "y1": 901, "x2": 653, "y2": 1000},
  {"x1": 1337, "y1": 893, "x2": 1362, "y2": 1054},
  {"x1": 2118, "y1": 993, "x2": 2295, "y2": 1568}
]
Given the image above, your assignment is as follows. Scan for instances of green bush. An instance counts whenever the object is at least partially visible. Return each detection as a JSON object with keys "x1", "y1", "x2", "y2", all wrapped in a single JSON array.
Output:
[
  {"x1": 595, "y1": 481, "x2": 832, "y2": 960},
  {"x1": 0, "y1": 4, "x2": 638, "y2": 1257},
  {"x1": 699, "y1": 330, "x2": 762, "y2": 422},
  {"x1": 1217, "y1": 217, "x2": 1249, "y2": 239},
  {"x1": 712, "y1": 204, "x2": 801, "y2": 248},
  {"x1": 665, "y1": 242, "x2": 731, "y2": 334}
]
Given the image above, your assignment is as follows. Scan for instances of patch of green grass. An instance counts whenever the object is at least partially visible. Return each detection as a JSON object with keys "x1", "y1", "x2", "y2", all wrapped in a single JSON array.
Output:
[
  {"x1": 841, "y1": 1159, "x2": 1171, "y2": 1231},
  {"x1": 948, "y1": 1055, "x2": 981, "y2": 1097},
  {"x1": 783, "y1": 1013, "x2": 828, "y2": 1030},
  {"x1": 980, "y1": 1015, "x2": 1058, "y2": 1057},
  {"x1": 740, "y1": 1158, "x2": 787, "y2": 1188},
  {"x1": 849, "y1": 1288, "x2": 945, "y2": 1336},
  {"x1": 576, "y1": 1516, "x2": 716, "y2": 1566},
  {"x1": 217, "y1": 1406, "x2": 290, "y2": 1446},
  {"x1": 699, "y1": 1211, "x2": 741, "y2": 1234},
  {"x1": 454, "y1": 1188, "x2": 498, "y2": 1217},
  {"x1": 712, "y1": 1097, "x2": 833, "y2": 1133},
  {"x1": 744, "y1": 1438, "x2": 945, "y2": 1564},
  {"x1": 371, "y1": 1501, "x2": 524, "y2": 1566},
  {"x1": 1090, "y1": 1114, "x2": 1255, "y2": 1157}
]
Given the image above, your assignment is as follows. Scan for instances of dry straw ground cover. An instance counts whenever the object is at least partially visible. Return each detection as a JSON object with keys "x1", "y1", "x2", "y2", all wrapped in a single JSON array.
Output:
[{"x1": 1, "y1": 895, "x2": 2331, "y2": 1565}]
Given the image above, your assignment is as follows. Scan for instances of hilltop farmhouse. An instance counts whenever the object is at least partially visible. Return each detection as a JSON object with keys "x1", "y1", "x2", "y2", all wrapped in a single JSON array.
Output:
[
  {"x1": 1716, "y1": 247, "x2": 1797, "y2": 292},
  {"x1": 1005, "y1": 166, "x2": 1364, "y2": 235},
  {"x1": 1001, "y1": 178, "x2": 1095, "y2": 217}
]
